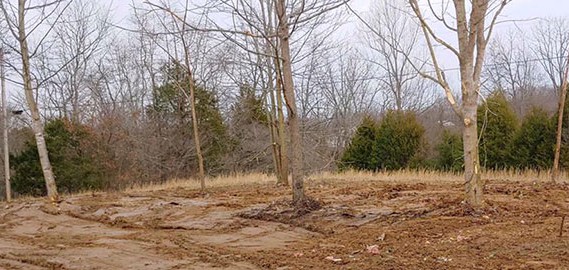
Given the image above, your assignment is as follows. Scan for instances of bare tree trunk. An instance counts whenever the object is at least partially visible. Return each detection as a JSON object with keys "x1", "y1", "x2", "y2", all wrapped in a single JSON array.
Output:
[
  {"x1": 0, "y1": 48, "x2": 10, "y2": 202},
  {"x1": 17, "y1": 0, "x2": 58, "y2": 202},
  {"x1": 552, "y1": 54, "x2": 569, "y2": 182},
  {"x1": 189, "y1": 78, "x2": 206, "y2": 190},
  {"x1": 275, "y1": 0, "x2": 304, "y2": 204},
  {"x1": 261, "y1": 0, "x2": 288, "y2": 186},
  {"x1": 176, "y1": 1, "x2": 206, "y2": 191},
  {"x1": 403, "y1": 0, "x2": 510, "y2": 207},
  {"x1": 267, "y1": 104, "x2": 283, "y2": 182},
  {"x1": 463, "y1": 88, "x2": 483, "y2": 204},
  {"x1": 273, "y1": 57, "x2": 289, "y2": 186},
  {"x1": 181, "y1": 53, "x2": 206, "y2": 190},
  {"x1": 267, "y1": 60, "x2": 288, "y2": 186}
]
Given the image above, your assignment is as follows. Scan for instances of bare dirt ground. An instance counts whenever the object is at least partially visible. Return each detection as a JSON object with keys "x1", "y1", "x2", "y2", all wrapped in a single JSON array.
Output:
[{"x1": 1, "y1": 176, "x2": 569, "y2": 269}]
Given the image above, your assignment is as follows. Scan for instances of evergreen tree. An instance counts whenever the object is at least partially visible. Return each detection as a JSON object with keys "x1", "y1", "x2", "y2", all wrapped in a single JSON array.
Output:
[
  {"x1": 511, "y1": 108, "x2": 555, "y2": 169},
  {"x1": 194, "y1": 84, "x2": 231, "y2": 172},
  {"x1": 231, "y1": 85, "x2": 269, "y2": 125},
  {"x1": 151, "y1": 62, "x2": 230, "y2": 173},
  {"x1": 11, "y1": 119, "x2": 105, "y2": 196},
  {"x1": 477, "y1": 91, "x2": 518, "y2": 169},
  {"x1": 435, "y1": 130, "x2": 464, "y2": 172},
  {"x1": 339, "y1": 116, "x2": 379, "y2": 171},
  {"x1": 373, "y1": 110, "x2": 425, "y2": 170}
]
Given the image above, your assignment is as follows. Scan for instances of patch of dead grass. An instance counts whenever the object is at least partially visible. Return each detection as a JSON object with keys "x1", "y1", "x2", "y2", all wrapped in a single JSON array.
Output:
[
  {"x1": 125, "y1": 172, "x2": 275, "y2": 193},
  {"x1": 3, "y1": 169, "x2": 567, "y2": 204},
  {"x1": 126, "y1": 169, "x2": 568, "y2": 193}
]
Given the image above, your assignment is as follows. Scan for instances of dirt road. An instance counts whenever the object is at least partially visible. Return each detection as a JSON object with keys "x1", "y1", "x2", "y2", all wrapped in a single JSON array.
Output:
[{"x1": 1, "y1": 177, "x2": 568, "y2": 269}]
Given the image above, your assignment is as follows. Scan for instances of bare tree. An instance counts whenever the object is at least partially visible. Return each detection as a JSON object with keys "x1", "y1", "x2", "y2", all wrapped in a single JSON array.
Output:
[
  {"x1": 0, "y1": 48, "x2": 9, "y2": 202},
  {"x1": 0, "y1": 0, "x2": 77, "y2": 202},
  {"x1": 38, "y1": 0, "x2": 112, "y2": 122},
  {"x1": 299, "y1": 47, "x2": 378, "y2": 169},
  {"x1": 533, "y1": 17, "x2": 569, "y2": 94},
  {"x1": 532, "y1": 17, "x2": 569, "y2": 182},
  {"x1": 273, "y1": 0, "x2": 306, "y2": 203},
  {"x1": 552, "y1": 55, "x2": 569, "y2": 182},
  {"x1": 485, "y1": 30, "x2": 542, "y2": 116},
  {"x1": 362, "y1": 0, "x2": 435, "y2": 112},
  {"x1": 145, "y1": 0, "x2": 348, "y2": 203},
  {"x1": 406, "y1": 0, "x2": 511, "y2": 206},
  {"x1": 142, "y1": 0, "x2": 227, "y2": 190}
]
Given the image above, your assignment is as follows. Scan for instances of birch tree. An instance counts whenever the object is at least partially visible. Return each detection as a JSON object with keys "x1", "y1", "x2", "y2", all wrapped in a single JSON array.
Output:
[{"x1": 0, "y1": 0, "x2": 75, "y2": 202}]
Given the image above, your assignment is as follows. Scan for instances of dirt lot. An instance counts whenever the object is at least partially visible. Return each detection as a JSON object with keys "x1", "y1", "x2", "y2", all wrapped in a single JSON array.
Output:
[{"x1": 1, "y1": 176, "x2": 568, "y2": 269}]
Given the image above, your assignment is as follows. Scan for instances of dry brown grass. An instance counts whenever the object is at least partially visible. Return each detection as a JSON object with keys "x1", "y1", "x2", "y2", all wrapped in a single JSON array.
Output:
[
  {"x1": 3, "y1": 169, "x2": 565, "y2": 203},
  {"x1": 125, "y1": 172, "x2": 276, "y2": 193},
  {"x1": 313, "y1": 169, "x2": 567, "y2": 184},
  {"x1": 311, "y1": 169, "x2": 461, "y2": 184},
  {"x1": 125, "y1": 169, "x2": 567, "y2": 193}
]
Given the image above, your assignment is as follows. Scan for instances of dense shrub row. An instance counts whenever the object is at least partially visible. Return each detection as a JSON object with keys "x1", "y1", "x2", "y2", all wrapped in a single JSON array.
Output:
[
  {"x1": 339, "y1": 110, "x2": 425, "y2": 171},
  {"x1": 340, "y1": 91, "x2": 558, "y2": 172}
]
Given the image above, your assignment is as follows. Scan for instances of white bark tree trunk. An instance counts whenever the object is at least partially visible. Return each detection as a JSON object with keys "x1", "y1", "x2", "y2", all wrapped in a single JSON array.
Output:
[{"x1": 17, "y1": 0, "x2": 59, "y2": 202}]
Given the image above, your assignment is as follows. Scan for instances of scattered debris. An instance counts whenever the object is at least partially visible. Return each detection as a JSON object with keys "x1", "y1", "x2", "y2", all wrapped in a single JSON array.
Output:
[
  {"x1": 366, "y1": 245, "x2": 380, "y2": 255},
  {"x1": 351, "y1": 250, "x2": 362, "y2": 255},
  {"x1": 293, "y1": 252, "x2": 304, "y2": 258},
  {"x1": 437, "y1": 256, "x2": 452, "y2": 263},
  {"x1": 325, "y1": 256, "x2": 342, "y2": 263},
  {"x1": 319, "y1": 243, "x2": 345, "y2": 249}
]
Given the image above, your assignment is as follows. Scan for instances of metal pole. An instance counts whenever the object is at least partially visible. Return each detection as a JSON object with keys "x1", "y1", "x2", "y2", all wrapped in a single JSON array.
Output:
[{"x1": 1, "y1": 48, "x2": 10, "y2": 202}]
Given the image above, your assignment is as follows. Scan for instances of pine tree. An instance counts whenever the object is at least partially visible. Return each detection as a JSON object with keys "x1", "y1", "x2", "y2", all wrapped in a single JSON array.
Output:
[
  {"x1": 511, "y1": 108, "x2": 555, "y2": 169},
  {"x1": 339, "y1": 116, "x2": 379, "y2": 171},
  {"x1": 436, "y1": 130, "x2": 464, "y2": 172},
  {"x1": 151, "y1": 62, "x2": 230, "y2": 174},
  {"x1": 477, "y1": 91, "x2": 518, "y2": 169},
  {"x1": 11, "y1": 119, "x2": 105, "y2": 196},
  {"x1": 373, "y1": 110, "x2": 425, "y2": 170}
]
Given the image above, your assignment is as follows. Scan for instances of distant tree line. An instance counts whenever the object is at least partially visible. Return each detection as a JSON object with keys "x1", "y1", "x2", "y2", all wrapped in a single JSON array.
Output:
[{"x1": 10, "y1": 86, "x2": 560, "y2": 196}]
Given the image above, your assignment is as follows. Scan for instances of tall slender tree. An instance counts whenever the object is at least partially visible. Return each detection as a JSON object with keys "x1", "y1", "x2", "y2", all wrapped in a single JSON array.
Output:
[
  {"x1": 406, "y1": 0, "x2": 511, "y2": 206},
  {"x1": 0, "y1": 0, "x2": 75, "y2": 202}
]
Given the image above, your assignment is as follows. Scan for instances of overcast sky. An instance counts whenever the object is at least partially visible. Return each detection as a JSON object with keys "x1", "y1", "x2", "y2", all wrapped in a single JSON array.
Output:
[
  {"x1": 105, "y1": 0, "x2": 569, "y2": 53},
  {"x1": 55, "y1": 0, "x2": 569, "y2": 94},
  {"x1": 107, "y1": 0, "x2": 569, "y2": 26}
]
